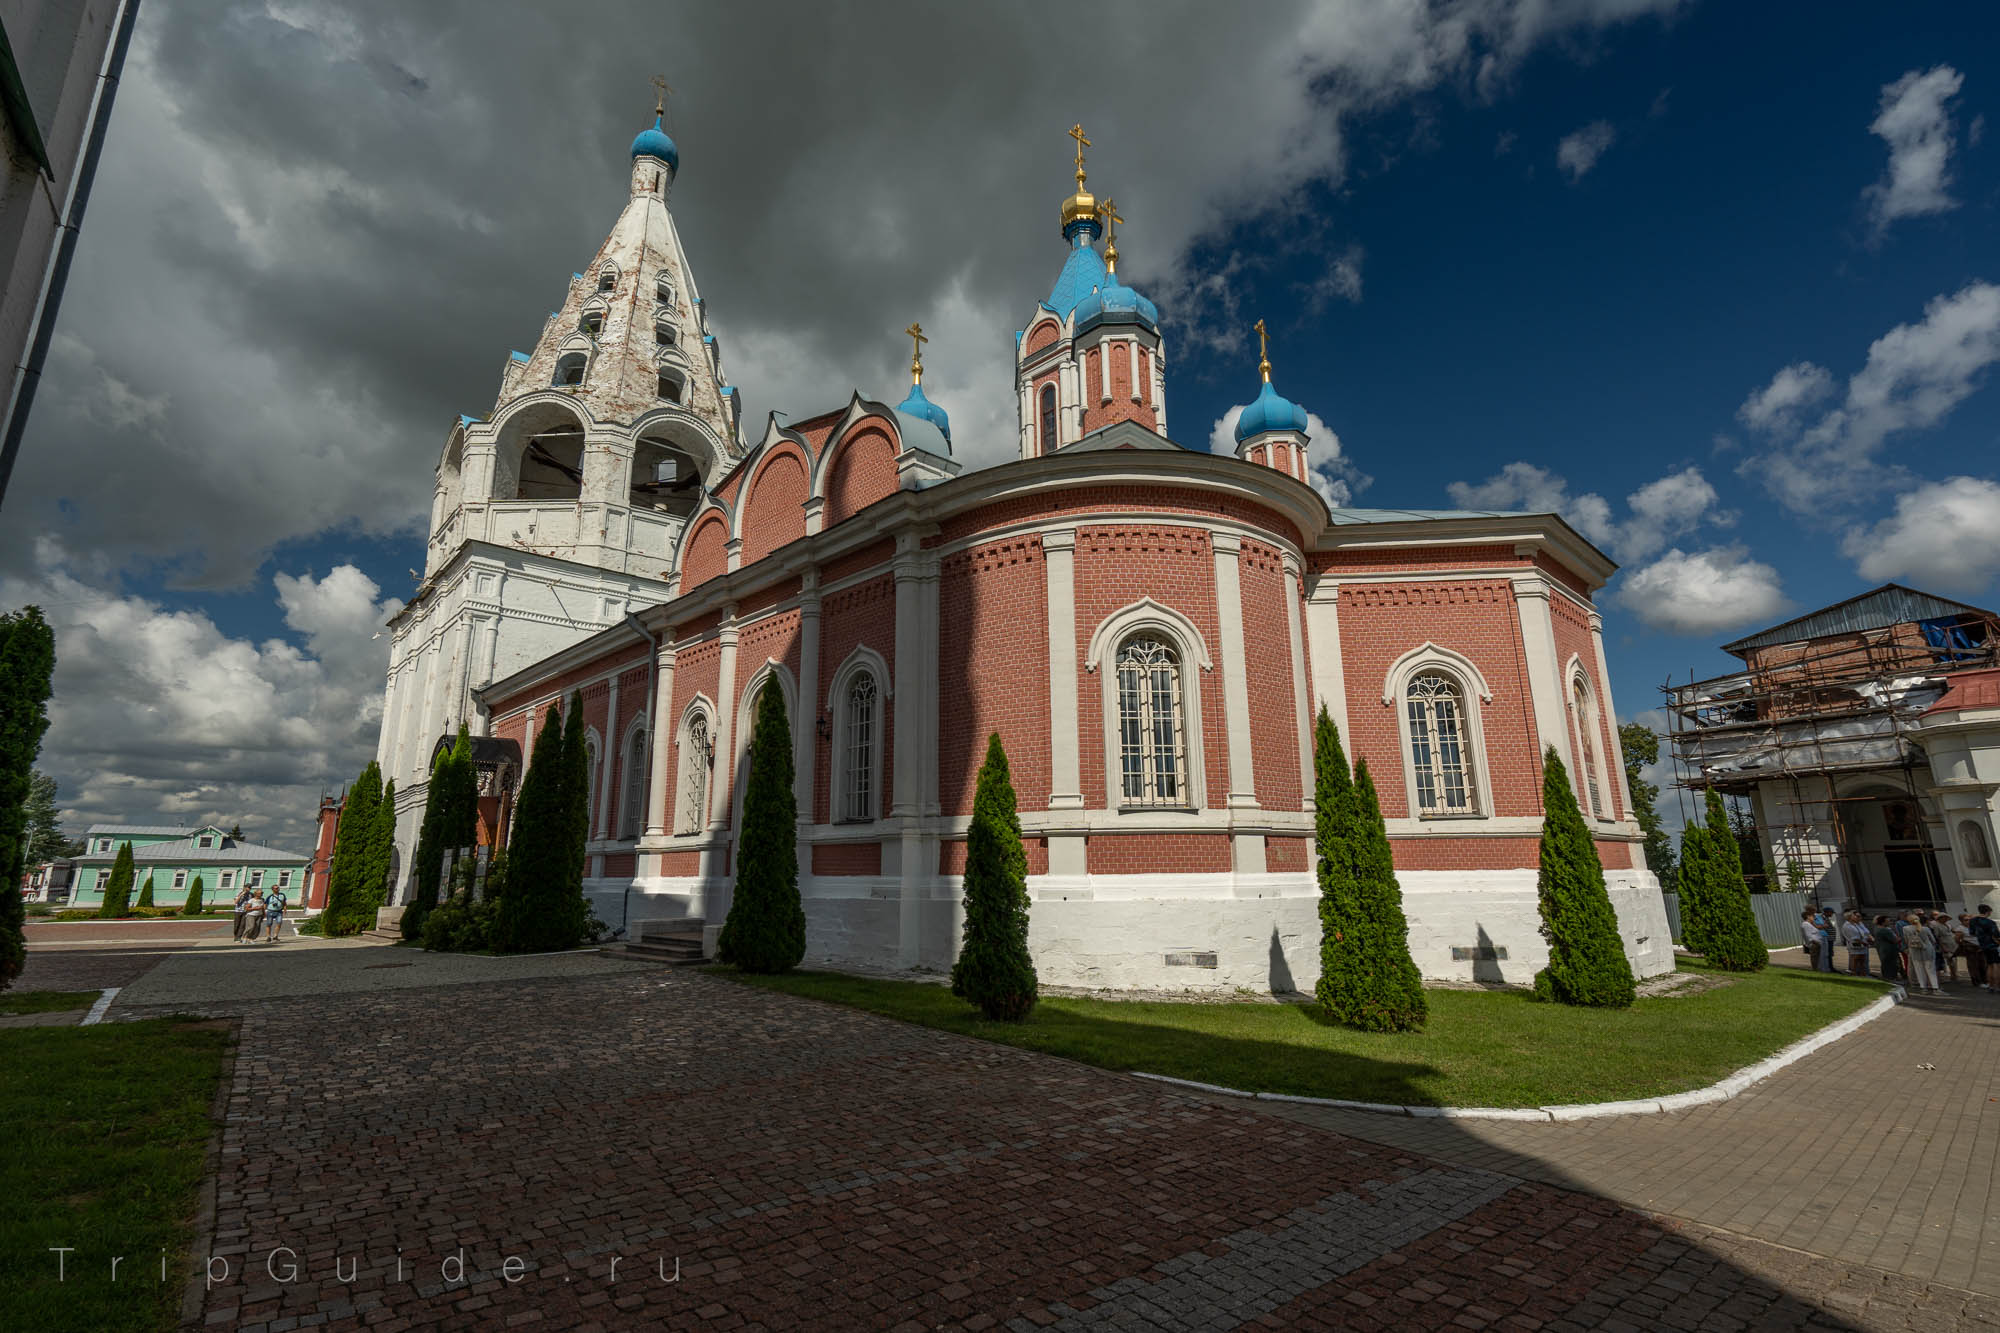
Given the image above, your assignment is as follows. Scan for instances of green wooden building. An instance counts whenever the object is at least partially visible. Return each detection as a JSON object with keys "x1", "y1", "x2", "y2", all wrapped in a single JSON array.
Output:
[{"x1": 73, "y1": 824, "x2": 311, "y2": 909}]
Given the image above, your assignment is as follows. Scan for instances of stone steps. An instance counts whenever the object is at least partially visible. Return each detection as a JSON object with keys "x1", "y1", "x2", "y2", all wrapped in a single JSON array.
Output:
[
  {"x1": 360, "y1": 928, "x2": 404, "y2": 944},
  {"x1": 613, "y1": 920, "x2": 708, "y2": 966}
]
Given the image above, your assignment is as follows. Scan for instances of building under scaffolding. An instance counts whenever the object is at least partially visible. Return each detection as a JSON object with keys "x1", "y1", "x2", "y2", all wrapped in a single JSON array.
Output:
[{"x1": 1666, "y1": 584, "x2": 2000, "y2": 912}]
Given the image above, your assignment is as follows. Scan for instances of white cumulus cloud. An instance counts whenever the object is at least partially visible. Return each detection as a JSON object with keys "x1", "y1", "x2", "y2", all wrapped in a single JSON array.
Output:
[
  {"x1": 1207, "y1": 404, "x2": 1367, "y2": 509},
  {"x1": 1616, "y1": 545, "x2": 1788, "y2": 636},
  {"x1": 1557, "y1": 120, "x2": 1617, "y2": 181},
  {"x1": 1865, "y1": 65, "x2": 1965, "y2": 237},
  {"x1": 1743, "y1": 281, "x2": 2000, "y2": 512},
  {"x1": 1445, "y1": 461, "x2": 1721, "y2": 560},
  {"x1": 1843, "y1": 475, "x2": 2000, "y2": 594}
]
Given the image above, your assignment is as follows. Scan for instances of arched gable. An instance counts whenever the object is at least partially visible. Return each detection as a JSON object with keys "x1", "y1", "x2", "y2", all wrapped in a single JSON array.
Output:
[
  {"x1": 822, "y1": 425, "x2": 899, "y2": 528},
  {"x1": 736, "y1": 443, "x2": 811, "y2": 564},
  {"x1": 677, "y1": 508, "x2": 731, "y2": 592},
  {"x1": 1024, "y1": 319, "x2": 1062, "y2": 357}
]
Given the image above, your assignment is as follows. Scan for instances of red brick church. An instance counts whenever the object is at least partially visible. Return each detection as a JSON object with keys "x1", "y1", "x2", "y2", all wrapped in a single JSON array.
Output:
[{"x1": 374, "y1": 111, "x2": 1671, "y2": 991}]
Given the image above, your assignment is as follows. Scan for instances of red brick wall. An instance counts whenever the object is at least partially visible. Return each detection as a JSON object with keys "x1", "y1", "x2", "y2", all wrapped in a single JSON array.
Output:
[
  {"x1": 825, "y1": 427, "x2": 898, "y2": 527},
  {"x1": 1317, "y1": 545, "x2": 1527, "y2": 577},
  {"x1": 656, "y1": 851, "x2": 700, "y2": 876},
  {"x1": 1336, "y1": 579, "x2": 1541, "y2": 819},
  {"x1": 821, "y1": 538, "x2": 894, "y2": 588},
  {"x1": 1241, "y1": 540, "x2": 1302, "y2": 811},
  {"x1": 939, "y1": 537, "x2": 1051, "y2": 814},
  {"x1": 1087, "y1": 834, "x2": 1230, "y2": 874},
  {"x1": 680, "y1": 512, "x2": 729, "y2": 592},
  {"x1": 1073, "y1": 526, "x2": 1224, "y2": 809},
  {"x1": 1391, "y1": 837, "x2": 1541, "y2": 871},
  {"x1": 1549, "y1": 593, "x2": 1623, "y2": 821},
  {"x1": 934, "y1": 487, "x2": 1304, "y2": 552},
  {"x1": 1266, "y1": 836, "x2": 1309, "y2": 872},
  {"x1": 813, "y1": 843, "x2": 881, "y2": 876},
  {"x1": 941, "y1": 838, "x2": 1049, "y2": 875},
  {"x1": 1024, "y1": 320, "x2": 1060, "y2": 356},
  {"x1": 816, "y1": 576, "x2": 896, "y2": 823},
  {"x1": 602, "y1": 852, "x2": 636, "y2": 877},
  {"x1": 740, "y1": 447, "x2": 809, "y2": 566},
  {"x1": 666, "y1": 638, "x2": 722, "y2": 832}
]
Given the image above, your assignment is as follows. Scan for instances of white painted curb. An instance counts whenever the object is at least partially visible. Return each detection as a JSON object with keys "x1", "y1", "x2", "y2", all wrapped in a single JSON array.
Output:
[
  {"x1": 1133, "y1": 985, "x2": 1906, "y2": 1122},
  {"x1": 80, "y1": 987, "x2": 120, "y2": 1026}
]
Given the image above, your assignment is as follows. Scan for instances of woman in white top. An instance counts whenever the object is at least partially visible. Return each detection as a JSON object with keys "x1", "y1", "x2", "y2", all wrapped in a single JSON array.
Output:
[{"x1": 1900, "y1": 911, "x2": 1940, "y2": 994}]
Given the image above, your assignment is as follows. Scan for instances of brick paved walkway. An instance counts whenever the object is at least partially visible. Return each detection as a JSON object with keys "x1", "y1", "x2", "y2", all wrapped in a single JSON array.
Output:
[
  {"x1": 1229, "y1": 969, "x2": 2000, "y2": 1299},
  {"x1": 15, "y1": 943, "x2": 185, "y2": 992},
  {"x1": 97, "y1": 964, "x2": 1996, "y2": 1332}
]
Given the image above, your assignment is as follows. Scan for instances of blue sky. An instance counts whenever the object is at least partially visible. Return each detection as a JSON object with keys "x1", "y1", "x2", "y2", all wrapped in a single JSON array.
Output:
[{"x1": 5, "y1": 1, "x2": 1994, "y2": 846}]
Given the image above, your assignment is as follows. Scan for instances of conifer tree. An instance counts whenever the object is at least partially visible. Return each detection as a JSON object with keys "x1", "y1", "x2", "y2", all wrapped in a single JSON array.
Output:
[
  {"x1": 182, "y1": 874, "x2": 206, "y2": 915},
  {"x1": 1312, "y1": 706, "x2": 1361, "y2": 1017},
  {"x1": 717, "y1": 681, "x2": 805, "y2": 973},
  {"x1": 0, "y1": 606, "x2": 56, "y2": 989},
  {"x1": 1343, "y1": 760, "x2": 1428, "y2": 1030},
  {"x1": 1680, "y1": 789, "x2": 1767, "y2": 971},
  {"x1": 404, "y1": 726, "x2": 478, "y2": 939},
  {"x1": 356, "y1": 778, "x2": 396, "y2": 926},
  {"x1": 951, "y1": 733, "x2": 1037, "y2": 1020},
  {"x1": 496, "y1": 702, "x2": 584, "y2": 952},
  {"x1": 1531, "y1": 747, "x2": 1635, "y2": 1007},
  {"x1": 136, "y1": 872, "x2": 155, "y2": 909},
  {"x1": 96, "y1": 842, "x2": 135, "y2": 918},
  {"x1": 322, "y1": 762, "x2": 381, "y2": 936}
]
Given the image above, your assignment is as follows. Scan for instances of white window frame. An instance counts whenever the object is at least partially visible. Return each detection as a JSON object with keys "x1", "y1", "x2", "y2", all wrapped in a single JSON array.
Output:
[
  {"x1": 248, "y1": 869, "x2": 264, "y2": 889},
  {"x1": 1567, "y1": 657, "x2": 1612, "y2": 822},
  {"x1": 1084, "y1": 599, "x2": 1212, "y2": 813},
  {"x1": 197, "y1": 834, "x2": 215, "y2": 849},
  {"x1": 677, "y1": 700, "x2": 715, "y2": 834},
  {"x1": 596, "y1": 264, "x2": 619, "y2": 293},
  {"x1": 583, "y1": 728, "x2": 603, "y2": 835},
  {"x1": 172, "y1": 870, "x2": 188, "y2": 890},
  {"x1": 616, "y1": 713, "x2": 650, "y2": 840},
  {"x1": 827, "y1": 647, "x2": 890, "y2": 824},
  {"x1": 730, "y1": 661, "x2": 798, "y2": 834},
  {"x1": 1383, "y1": 643, "x2": 1497, "y2": 821},
  {"x1": 220, "y1": 871, "x2": 234, "y2": 890},
  {"x1": 278, "y1": 870, "x2": 292, "y2": 889}
]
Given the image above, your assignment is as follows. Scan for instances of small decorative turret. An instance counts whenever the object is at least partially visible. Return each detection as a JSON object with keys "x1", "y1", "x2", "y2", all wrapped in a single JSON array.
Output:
[
  {"x1": 894, "y1": 321, "x2": 952, "y2": 451},
  {"x1": 1232, "y1": 319, "x2": 1312, "y2": 484}
]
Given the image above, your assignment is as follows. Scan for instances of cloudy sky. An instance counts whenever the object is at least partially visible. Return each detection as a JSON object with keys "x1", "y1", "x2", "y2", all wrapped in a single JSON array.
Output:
[{"x1": 6, "y1": 1, "x2": 1996, "y2": 847}]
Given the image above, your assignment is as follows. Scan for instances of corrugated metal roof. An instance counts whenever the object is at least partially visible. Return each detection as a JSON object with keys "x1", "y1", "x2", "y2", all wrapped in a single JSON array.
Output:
[
  {"x1": 84, "y1": 823, "x2": 200, "y2": 837},
  {"x1": 1326, "y1": 507, "x2": 1522, "y2": 525},
  {"x1": 76, "y1": 834, "x2": 308, "y2": 865},
  {"x1": 1721, "y1": 584, "x2": 1996, "y2": 656}
]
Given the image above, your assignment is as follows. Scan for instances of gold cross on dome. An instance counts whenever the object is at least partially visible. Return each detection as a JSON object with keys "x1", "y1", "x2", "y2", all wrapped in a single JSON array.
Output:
[
  {"x1": 1101, "y1": 198, "x2": 1124, "y2": 272},
  {"x1": 906, "y1": 322, "x2": 927, "y2": 383},
  {"x1": 651, "y1": 74, "x2": 673, "y2": 117},
  {"x1": 1068, "y1": 122, "x2": 1091, "y2": 184},
  {"x1": 1255, "y1": 318, "x2": 1272, "y2": 382}
]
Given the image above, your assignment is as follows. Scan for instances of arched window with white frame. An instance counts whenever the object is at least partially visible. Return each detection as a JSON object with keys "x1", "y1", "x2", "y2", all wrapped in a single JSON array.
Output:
[
  {"x1": 827, "y1": 649, "x2": 887, "y2": 824},
  {"x1": 1116, "y1": 635, "x2": 1188, "y2": 808},
  {"x1": 583, "y1": 730, "x2": 602, "y2": 834},
  {"x1": 617, "y1": 720, "x2": 649, "y2": 839},
  {"x1": 1571, "y1": 671, "x2": 1607, "y2": 819},
  {"x1": 1406, "y1": 672, "x2": 1477, "y2": 816},
  {"x1": 678, "y1": 706, "x2": 712, "y2": 834}
]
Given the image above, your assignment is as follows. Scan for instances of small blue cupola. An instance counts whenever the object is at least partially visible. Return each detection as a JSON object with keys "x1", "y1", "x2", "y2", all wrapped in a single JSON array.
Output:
[
  {"x1": 1072, "y1": 199, "x2": 1158, "y2": 335},
  {"x1": 630, "y1": 114, "x2": 679, "y2": 173},
  {"x1": 1233, "y1": 319, "x2": 1309, "y2": 443},
  {"x1": 892, "y1": 322, "x2": 952, "y2": 452}
]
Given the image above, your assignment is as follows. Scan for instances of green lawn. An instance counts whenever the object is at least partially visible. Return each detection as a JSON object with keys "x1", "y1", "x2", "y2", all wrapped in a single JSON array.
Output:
[
  {"x1": 0, "y1": 1020, "x2": 232, "y2": 1333},
  {"x1": 0, "y1": 989, "x2": 101, "y2": 1016},
  {"x1": 724, "y1": 963, "x2": 1884, "y2": 1108}
]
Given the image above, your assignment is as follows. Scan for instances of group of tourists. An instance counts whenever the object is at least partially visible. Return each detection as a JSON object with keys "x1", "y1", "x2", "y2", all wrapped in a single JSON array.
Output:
[
  {"x1": 231, "y1": 882, "x2": 290, "y2": 943},
  {"x1": 1799, "y1": 902, "x2": 1998, "y2": 995}
]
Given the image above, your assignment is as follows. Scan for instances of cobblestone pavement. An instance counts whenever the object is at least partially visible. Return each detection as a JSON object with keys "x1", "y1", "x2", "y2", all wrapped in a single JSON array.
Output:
[
  {"x1": 1233, "y1": 969, "x2": 2000, "y2": 1299},
  {"x1": 15, "y1": 943, "x2": 185, "y2": 991},
  {"x1": 105, "y1": 966, "x2": 1997, "y2": 1332}
]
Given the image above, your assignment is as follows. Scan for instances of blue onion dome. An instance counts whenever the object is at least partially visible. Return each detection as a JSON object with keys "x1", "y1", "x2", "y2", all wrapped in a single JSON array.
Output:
[
  {"x1": 896, "y1": 380, "x2": 952, "y2": 446},
  {"x1": 1234, "y1": 378, "x2": 1310, "y2": 443},
  {"x1": 1074, "y1": 270, "x2": 1160, "y2": 335},
  {"x1": 630, "y1": 115, "x2": 679, "y2": 171}
]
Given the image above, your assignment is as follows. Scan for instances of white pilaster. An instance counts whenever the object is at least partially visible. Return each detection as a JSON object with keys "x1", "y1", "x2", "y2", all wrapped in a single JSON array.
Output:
[
  {"x1": 1058, "y1": 358, "x2": 1082, "y2": 446},
  {"x1": 1281, "y1": 552, "x2": 1313, "y2": 812},
  {"x1": 1303, "y1": 577, "x2": 1349, "y2": 748},
  {"x1": 707, "y1": 608, "x2": 741, "y2": 837},
  {"x1": 1512, "y1": 577, "x2": 1574, "y2": 781},
  {"x1": 796, "y1": 571, "x2": 822, "y2": 839},
  {"x1": 891, "y1": 530, "x2": 940, "y2": 966},
  {"x1": 1211, "y1": 534, "x2": 1258, "y2": 812},
  {"x1": 597, "y1": 676, "x2": 619, "y2": 840},
  {"x1": 1588, "y1": 610, "x2": 1634, "y2": 819},
  {"x1": 1043, "y1": 529, "x2": 1083, "y2": 810},
  {"x1": 642, "y1": 639, "x2": 677, "y2": 844},
  {"x1": 1151, "y1": 349, "x2": 1168, "y2": 436}
]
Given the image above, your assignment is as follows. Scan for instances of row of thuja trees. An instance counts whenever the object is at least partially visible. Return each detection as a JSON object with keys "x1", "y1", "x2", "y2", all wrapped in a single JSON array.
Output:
[
  {"x1": 321, "y1": 701, "x2": 600, "y2": 953},
  {"x1": 88, "y1": 844, "x2": 217, "y2": 918}
]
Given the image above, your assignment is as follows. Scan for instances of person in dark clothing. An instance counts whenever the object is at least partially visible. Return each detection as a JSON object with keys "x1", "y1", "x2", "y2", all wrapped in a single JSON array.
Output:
[{"x1": 1871, "y1": 915, "x2": 1903, "y2": 982}]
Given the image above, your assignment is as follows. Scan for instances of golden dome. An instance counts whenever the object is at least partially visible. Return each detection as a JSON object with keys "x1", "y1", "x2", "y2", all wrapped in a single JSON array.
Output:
[{"x1": 1059, "y1": 122, "x2": 1100, "y2": 233}]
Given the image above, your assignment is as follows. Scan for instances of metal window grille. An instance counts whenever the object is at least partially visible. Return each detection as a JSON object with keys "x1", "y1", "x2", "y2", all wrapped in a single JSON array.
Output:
[
  {"x1": 1408, "y1": 673, "x2": 1474, "y2": 815},
  {"x1": 679, "y1": 715, "x2": 709, "y2": 833},
  {"x1": 1116, "y1": 637, "x2": 1188, "y2": 807},
  {"x1": 621, "y1": 730, "x2": 647, "y2": 838},
  {"x1": 843, "y1": 674, "x2": 877, "y2": 821},
  {"x1": 1039, "y1": 384, "x2": 1058, "y2": 455}
]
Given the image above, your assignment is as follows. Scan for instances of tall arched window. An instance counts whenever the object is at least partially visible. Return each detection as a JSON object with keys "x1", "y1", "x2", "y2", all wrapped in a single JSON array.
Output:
[
  {"x1": 1116, "y1": 636, "x2": 1187, "y2": 807},
  {"x1": 619, "y1": 724, "x2": 648, "y2": 838},
  {"x1": 1572, "y1": 676, "x2": 1605, "y2": 818},
  {"x1": 1407, "y1": 673, "x2": 1475, "y2": 816},
  {"x1": 584, "y1": 733, "x2": 601, "y2": 833},
  {"x1": 841, "y1": 672, "x2": 878, "y2": 822},
  {"x1": 678, "y1": 712, "x2": 710, "y2": 834},
  {"x1": 553, "y1": 352, "x2": 586, "y2": 387},
  {"x1": 1039, "y1": 383, "x2": 1058, "y2": 455}
]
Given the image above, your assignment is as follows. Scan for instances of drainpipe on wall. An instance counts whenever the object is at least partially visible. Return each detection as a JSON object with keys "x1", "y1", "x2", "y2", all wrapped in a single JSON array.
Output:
[{"x1": 614, "y1": 611, "x2": 658, "y2": 939}]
